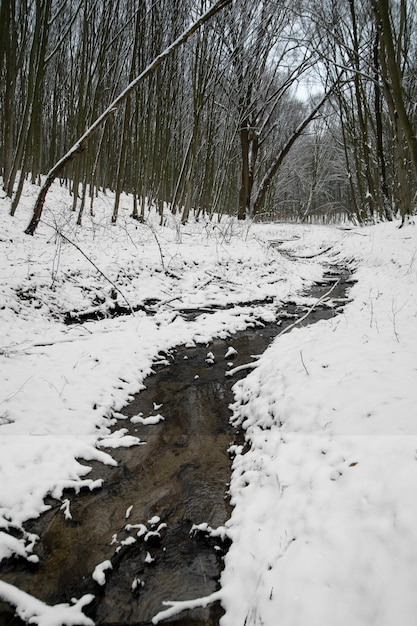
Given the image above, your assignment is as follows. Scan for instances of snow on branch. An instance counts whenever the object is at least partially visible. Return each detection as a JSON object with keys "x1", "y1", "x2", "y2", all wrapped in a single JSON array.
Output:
[
  {"x1": 0, "y1": 581, "x2": 94, "y2": 626},
  {"x1": 152, "y1": 590, "x2": 222, "y2": 624}
]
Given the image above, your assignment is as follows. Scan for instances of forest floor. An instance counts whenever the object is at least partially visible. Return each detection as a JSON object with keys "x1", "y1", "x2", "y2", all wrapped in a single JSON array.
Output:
[{"x1": 1, "y1": 181, "x2": 417, "y2": 625}]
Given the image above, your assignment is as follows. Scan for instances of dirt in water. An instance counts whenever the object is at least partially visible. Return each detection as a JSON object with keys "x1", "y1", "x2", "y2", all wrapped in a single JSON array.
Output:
[{"x1": 0, "y1": 269, "x2": 354, "y2": 626}]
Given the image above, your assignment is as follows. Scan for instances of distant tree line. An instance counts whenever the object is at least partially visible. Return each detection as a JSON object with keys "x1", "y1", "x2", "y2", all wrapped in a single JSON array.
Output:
[{"x1": 0, "y1": 0, "x2": 416, "y2": 229}]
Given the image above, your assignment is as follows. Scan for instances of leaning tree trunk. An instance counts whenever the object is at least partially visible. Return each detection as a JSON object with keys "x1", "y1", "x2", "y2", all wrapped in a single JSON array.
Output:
[{"x1": 252, "y1": 86, "x2": 335, "y2": 217}]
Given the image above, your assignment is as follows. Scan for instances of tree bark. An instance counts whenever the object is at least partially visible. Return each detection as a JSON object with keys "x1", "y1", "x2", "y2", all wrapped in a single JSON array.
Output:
[{"x1": 373, "y1": 29, "x2": 391, "y2": 219}]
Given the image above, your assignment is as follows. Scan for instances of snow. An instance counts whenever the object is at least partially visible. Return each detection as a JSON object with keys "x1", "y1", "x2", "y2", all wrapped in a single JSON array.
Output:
[
  {"x1": 220, "y1": 222, "x2": 417, "y2": 625},
  {"x1": 152, "y1": 590, "x2": 222, "y2": 624},
  {"x1": 0, "y1": 581, "x2": 94, "y2": 626},
  {"x1": 92, "y1": 560, "x2": 113, "y2": 586},
  {"x1": 1, "y1": 179, "x2": 417, "y2": 625},
  {"x1": 130, "y1": 413, "x2": 165, "y2": 425}
]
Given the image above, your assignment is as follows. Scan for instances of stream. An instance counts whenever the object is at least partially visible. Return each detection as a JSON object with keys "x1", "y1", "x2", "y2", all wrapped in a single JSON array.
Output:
[{"x1": 0, "y1": 267, "x2": 354, "y2": 626}]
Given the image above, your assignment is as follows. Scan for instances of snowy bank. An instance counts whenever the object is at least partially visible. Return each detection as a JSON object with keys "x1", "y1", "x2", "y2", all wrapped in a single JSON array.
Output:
[
  {"x1": 221, "y1": 221, "x2": 417, "y2": 625},
  {"x1": 3, "y1": 179, "x2": 415, "y2": 626},
  {"x1": 0, "y1": 180, "x2": 327, "y2": 620}
]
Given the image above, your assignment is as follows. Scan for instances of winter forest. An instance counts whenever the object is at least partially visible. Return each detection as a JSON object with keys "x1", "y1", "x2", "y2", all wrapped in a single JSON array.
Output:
[
  {"x1": 2, "y1": 1, "x2": 417, "y2": 626},
  {"x1": 1, "y1": 0, "x2": 417, "y2": 228}
]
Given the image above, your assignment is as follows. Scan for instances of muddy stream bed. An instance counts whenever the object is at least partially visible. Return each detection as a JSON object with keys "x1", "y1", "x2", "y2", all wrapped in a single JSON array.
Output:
[{"x1": 0, "y1": 268, "x2": 353, "y2": 626}]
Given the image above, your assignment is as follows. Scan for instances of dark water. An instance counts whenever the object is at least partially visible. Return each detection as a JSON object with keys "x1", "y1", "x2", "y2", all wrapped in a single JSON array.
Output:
[{"x1": 0, "y1": 269, "x2": 353, "y2": 626}]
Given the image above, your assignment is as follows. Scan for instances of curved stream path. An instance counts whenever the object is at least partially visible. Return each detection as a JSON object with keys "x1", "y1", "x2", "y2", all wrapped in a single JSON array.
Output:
[{"x1": 0, "y1": 267, "x2": 354, "y2": 626}]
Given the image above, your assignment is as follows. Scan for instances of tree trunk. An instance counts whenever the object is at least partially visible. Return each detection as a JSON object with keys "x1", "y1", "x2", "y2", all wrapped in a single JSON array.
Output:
[
  {"x1": 373, "y1": 0, "x2": 417, "y2": 183},
  {"x1": 373, "y1": 30, "x2": 391, "y2": 219},
  {"x1": 7, "y1": 0, "x2": 51, "y2": 201},
  {"x1": 0, "y1": 0, "x2": 16, "y2": 188},
  {"x1": 238, "y1": 121, "x2": 250, "y2": 220},
  {"x1": 348, "y1": 0, "x2": 377, "y2": 220}
]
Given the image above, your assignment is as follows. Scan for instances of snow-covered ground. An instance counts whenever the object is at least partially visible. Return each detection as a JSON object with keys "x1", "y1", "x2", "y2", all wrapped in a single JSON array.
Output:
[
  {"x1": 219, "y1": 223, "x2": 417, "y2": 626},
  {"x1": 1, "y1": 180, "x2": 417, "y2": 625}
]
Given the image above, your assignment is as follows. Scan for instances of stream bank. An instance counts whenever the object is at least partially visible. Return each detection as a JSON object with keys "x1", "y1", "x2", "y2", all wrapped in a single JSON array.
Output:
[{"x1": 0, "y1": 268, "x2": 354, "y2": 626}]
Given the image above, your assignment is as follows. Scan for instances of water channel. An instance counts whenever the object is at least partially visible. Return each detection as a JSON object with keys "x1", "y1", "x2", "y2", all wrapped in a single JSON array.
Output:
[{"x1": 0, "y1": 268, "x2": 354, "y2": 626}]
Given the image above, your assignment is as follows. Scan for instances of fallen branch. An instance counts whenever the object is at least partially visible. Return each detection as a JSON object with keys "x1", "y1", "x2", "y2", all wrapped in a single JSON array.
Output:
[
  {"x1": 225, "y1": 278, "x2": 341, "y2": 377},
  {"x1": 43, "y1": 221, "x2": 135, "y2": 315},
  {"x1": 274, "y1": 278, "x2": 341, "y2": 339},
  {"x1": 280, "y1": 245, "x2": 335, "y2": 259},
  {"x1": 152, "y1": 590, "x2": 222, "y2": 624},
  {"x1": 225, "y1": 360, "x2": 260, "y2": 377}
]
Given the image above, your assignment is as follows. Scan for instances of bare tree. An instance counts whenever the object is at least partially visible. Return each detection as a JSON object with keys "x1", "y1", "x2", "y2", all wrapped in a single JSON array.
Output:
[
  {"x1": 252, "y1": 85, "x2": 336, "y2": 217},
  {"x1": 4, "y1": 0, "x2": 416, "y2": 230},
  {"x1": 24, "y1": 0, "x2": 233, "y2": 235}
]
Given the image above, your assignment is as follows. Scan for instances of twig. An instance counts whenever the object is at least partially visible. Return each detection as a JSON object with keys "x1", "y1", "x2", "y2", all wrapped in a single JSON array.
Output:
[
  {"x1": 149, "y1": 295, "x2": 183, "y2": 310},
  {"x1": 300, "y1": 350, "x2": 310, "y2": 375},
  {"x1": 274, "y1": 279, "x2": 341, "y2": 340},
  {"x1": 391, "y1": 300, "x2": 400, "y2": 343},
  {"x1": 281, "y1": 245, "x2": 334, "y2": 259},
  {"x1": 42, "y1": 220, "x2": 135, "y2": 315},
  {"x1": 1, "y1": 377, "x2": 35, "y2": 406},
  {"x1": 337, "y1": 228, "x2": 369, "y2": 236},
  {"x1": 145, "y1": 220, "x2": 166, "y2": 272},
  {"x1": 225, "y1": 279, "x2": 341, "y2": 378},
  {"x1": 51, "y1": 232, "x2": 62, "y2": 288},
  {"x1": 225, "y1": 361, "x2": 259, "y2": 377}
]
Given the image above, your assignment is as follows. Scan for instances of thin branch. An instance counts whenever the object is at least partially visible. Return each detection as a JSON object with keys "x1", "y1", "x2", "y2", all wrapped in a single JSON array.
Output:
[
  {"x1": 43, "y1": 221, "x2": 135, "y2": 314},
  {"x1": 225, "y1": 360, "x2": 260, "y2": 377},
  {"x1": 226, "y1": 279, "x2": 342, "y2": 378},
  {"x1": 282, "y1": 245, "x2": 335, "y2": 259},
  {"x1": 300, "y1": 350, "x2": 310, "y2": 375},
  {"x1": 275, "y1": 279, "x2": 341, "y2": 340}
]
